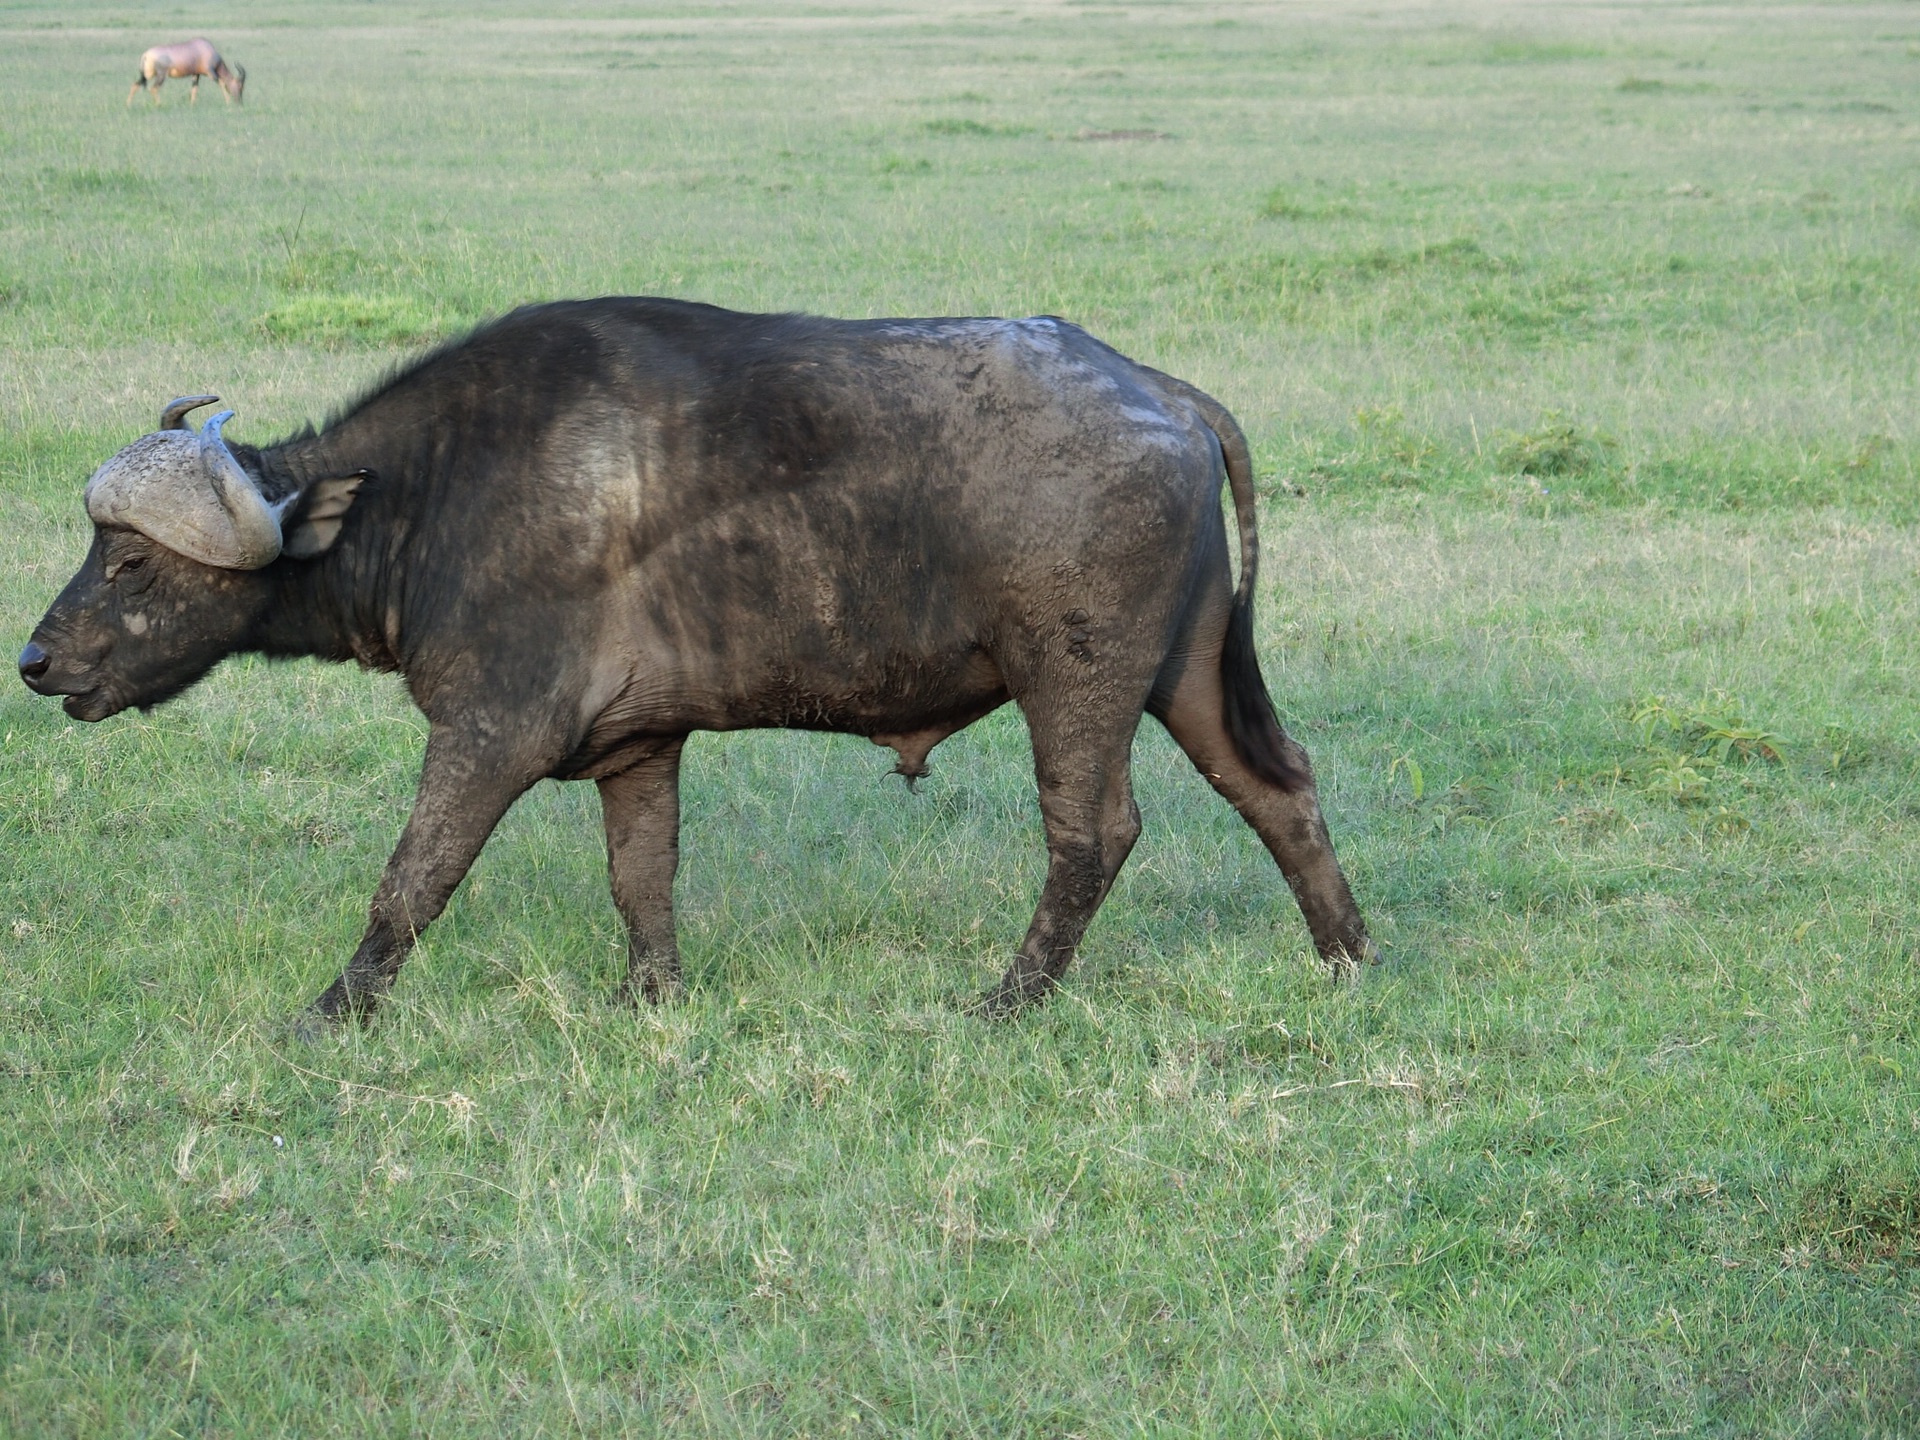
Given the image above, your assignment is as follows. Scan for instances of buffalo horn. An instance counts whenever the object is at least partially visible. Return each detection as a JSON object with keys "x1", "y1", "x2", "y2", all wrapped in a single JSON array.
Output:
[
  {"x1": 197, "y1": 411, "x2": 291, "y2": 569},
  {"x1": 160, "y1": 395, "x2": 221, "y2": 430},
  {"x1": 83, "y1": 408, "x2": 292, "y2": 570}
]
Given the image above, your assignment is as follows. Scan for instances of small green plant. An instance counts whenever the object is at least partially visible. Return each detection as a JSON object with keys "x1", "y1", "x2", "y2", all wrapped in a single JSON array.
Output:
[
  {"x1": 1352, "y1": 405, "x2": 1436, "y2": 484},
  {"x1": 1418, "y1": 776, "x2": 1497, "y2": 836},
  {"x1": 255, "y1": 294, "x2": 443, "y2": 348},
  {"x1": 1352, "y1": 404, "x2": 1402, "y2": 438},
  {"x1": 1642, "y1": 749, "x2": 1713, "y2": 804},
  {"x1": 1632, "y1": 692, "x2": 1786, "y2": 764},
  {"x1": 1288, "y1": 406, "x2": 1443, "y2": 492},
  {"x1": 1496, "y1": 413, "x2": 1615, "y2": 478},
  {"x1": 1388, "y1": 750, "x2": 1425, "y2": 802},
  {"x1": 1629, "y1": 693, "x2": 1785, "y2": 806},
  {"x1": 1819, "y1": 724, "x2": 1872, "y2": 773},
  {"x1": 1704, "y1": 804, "x2": 1751, "y2": 833},
  {"x1": 276, "y1": 241, "x2": 375, "y2": 293}
]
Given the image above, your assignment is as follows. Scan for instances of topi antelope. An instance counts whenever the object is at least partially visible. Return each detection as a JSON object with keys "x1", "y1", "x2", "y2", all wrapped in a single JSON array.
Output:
[{"x1": 128, "y1": 39, "x2": 245, "y2": 106}]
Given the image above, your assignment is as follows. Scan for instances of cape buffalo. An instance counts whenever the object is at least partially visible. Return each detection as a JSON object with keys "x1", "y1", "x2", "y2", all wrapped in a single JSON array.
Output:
[{"x1": 18, "y1": 299, "x2": 1373, "y2": 1025}]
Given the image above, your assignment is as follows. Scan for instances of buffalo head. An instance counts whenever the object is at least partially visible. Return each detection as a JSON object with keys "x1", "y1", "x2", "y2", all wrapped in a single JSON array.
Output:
[{"x1": 18, "y1": 395, "x2": 359, "y2": 720}]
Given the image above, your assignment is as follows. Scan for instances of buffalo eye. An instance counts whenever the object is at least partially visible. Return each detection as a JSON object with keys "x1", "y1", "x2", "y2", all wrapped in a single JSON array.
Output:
[{"x1": 110, "y1": 554, "x2": 155, "y2": 592}]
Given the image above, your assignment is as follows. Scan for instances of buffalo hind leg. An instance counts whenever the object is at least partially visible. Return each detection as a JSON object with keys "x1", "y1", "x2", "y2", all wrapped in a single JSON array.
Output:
[
  {"x1": 598, "y1": 739, "x2": 687, "y2": 1005},
  {"x1": 978, "y1": 704, "x2": 1144, "y2": 1014},
  {"x1": 302, "y1": 727, "x2": 545, "y2": 1029},
  {"x1": 1156, "y1": 666, "x2": 1373, "y2": 971}
]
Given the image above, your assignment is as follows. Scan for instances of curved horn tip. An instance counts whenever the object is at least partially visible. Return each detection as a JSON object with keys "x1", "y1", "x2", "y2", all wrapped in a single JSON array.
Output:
[
  {"x1": 196, "y1": 408, "x2": 282, "y2": 569},
  {"x1": 160, "y1": 394, "x2": 221, "y2": 430}
]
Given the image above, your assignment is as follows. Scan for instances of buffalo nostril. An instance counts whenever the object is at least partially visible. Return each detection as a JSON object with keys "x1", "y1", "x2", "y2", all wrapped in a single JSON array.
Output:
[{"x1": 18, "y1": 642, "x2": 51, "y2": 683}]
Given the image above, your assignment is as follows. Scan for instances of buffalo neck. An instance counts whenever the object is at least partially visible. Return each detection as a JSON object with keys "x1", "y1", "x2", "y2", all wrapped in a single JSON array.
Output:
[
  {"x1": 244, "y1": 432, "x2": 417, "y2": 677},
  {"x1": 233, "y1": 316, "x2": 611, "y2": 702}
]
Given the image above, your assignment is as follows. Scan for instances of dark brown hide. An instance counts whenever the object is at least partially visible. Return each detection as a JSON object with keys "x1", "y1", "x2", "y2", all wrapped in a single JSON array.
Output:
[{"x1": 20, "y1": 300, "x2": 1372, "y2": 1024}]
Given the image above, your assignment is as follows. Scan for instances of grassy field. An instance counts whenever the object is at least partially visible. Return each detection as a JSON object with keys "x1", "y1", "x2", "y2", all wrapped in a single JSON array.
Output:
[{"x1": 4, "y1": 1, "x2": 1920, "y2": 1434}]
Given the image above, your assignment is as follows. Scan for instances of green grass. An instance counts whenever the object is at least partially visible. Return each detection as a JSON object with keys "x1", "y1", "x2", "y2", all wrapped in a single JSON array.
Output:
[
  {"x1": 254, "y1": 293, "x2": 445, "y2": 347},
  {"x1": 3, "y1": 2, "x2": 1919, "y2": 1435}
]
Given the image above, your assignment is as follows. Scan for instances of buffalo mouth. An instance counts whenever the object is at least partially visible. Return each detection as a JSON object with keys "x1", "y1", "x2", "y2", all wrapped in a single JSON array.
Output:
[
  {"x1": 17, "y1": 664, "x2": 105, "y2": 718},
  {"x1": 58, "y1": 687, "x2": 123, "y2": 723},
  {"x1": 19, "y1": 665, "x2": 124, "y2": 721},
  {"x1": 20, "y1": 642, "x2": 120, "y2": 719}
]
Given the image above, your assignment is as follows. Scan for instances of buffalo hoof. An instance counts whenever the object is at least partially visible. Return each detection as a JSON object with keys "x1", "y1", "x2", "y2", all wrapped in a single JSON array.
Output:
[
  {"x1": 617, "y1": 974, "x2": 686, "y2": 1008},
  {"x1": 287, "y1": 1001, "x2": 347, "y2": 1044},
  {"x1": 967, "y1": 977, "x2": 1052, "y2": 1019},
  {"x1": 1325, "y1": 937, "x2": 1383, "y2": 981},
  {"x1": 293, "y1": 975, "x2": 383, "y2": 1035}
]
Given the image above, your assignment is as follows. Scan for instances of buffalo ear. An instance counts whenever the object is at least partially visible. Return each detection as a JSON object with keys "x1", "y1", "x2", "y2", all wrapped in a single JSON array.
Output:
[{"x1": 282, "y1": 471, "x2": 370, "y2": 559}]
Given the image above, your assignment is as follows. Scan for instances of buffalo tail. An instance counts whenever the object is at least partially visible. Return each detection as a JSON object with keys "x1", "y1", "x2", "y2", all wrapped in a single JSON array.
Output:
[{"x1": 1172, "y1": 382, "x2": 1313, "y2": 794}]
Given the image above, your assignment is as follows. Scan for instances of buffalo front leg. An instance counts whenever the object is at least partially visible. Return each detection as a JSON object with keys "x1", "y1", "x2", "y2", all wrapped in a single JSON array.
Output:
[
  {"x1": 303, "y1": 728, "x2": 543, "y2": 1028},
  {"x1": 597, "y1": 739, "x2": 686, "y2": 1005}
]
